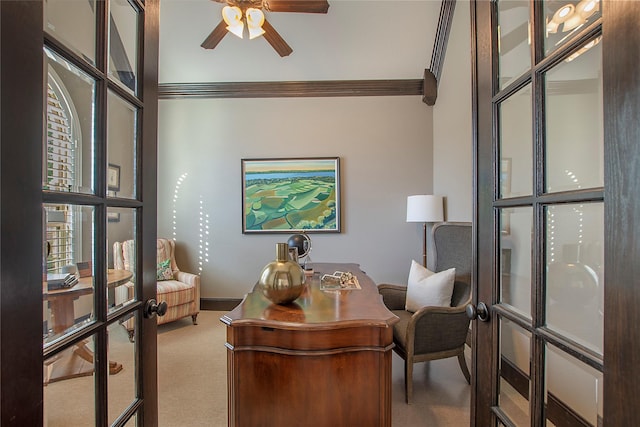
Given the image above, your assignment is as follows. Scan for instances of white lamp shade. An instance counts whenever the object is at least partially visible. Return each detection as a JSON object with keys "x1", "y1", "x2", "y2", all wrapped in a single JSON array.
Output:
[
  {"x1": 246, "y1": 8, "x2": 266, "y2": 39},
  {"x1": 223, "y1": 6, "x2": 244, "y2": 38},
  {"x1": 406, "y1": 195, "x2": 444, "y2": 223}
]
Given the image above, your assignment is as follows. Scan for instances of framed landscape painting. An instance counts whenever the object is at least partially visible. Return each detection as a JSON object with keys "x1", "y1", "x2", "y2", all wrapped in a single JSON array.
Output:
[{"x1": 242, "y1": 157, "x2": 341, "y2": 233}]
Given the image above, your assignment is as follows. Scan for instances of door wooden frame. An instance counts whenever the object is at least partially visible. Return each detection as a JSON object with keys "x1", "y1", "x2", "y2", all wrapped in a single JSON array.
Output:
[
  {"x1": 0, "y1": 1, "x2": 45, "y2": 423},
  {"x1": 0, "y1": 0, "x2": 160, "y2": 424},
  {"x1": 470, "y1": 0, "x2": 640, "y2": 425}
]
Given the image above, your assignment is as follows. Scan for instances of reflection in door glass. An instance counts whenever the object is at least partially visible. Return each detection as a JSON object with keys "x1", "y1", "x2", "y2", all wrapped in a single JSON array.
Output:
[
  {"x1": 44, "y1": 333, "x2": 97, "y2": 426},
  {"x1": 499, "y1": 84, "x2": 533, "y2": 198},
  {"x1": 108, "y1": 315, "x2": 137, "y2": 424},
  {"x1": 44, "y1": 0, "x2": 96, "y2": 65},
  {"x1": 108, "y1": 207, "x2": 137, "y2": 315},
  {"x1": 543, "y1": 0, "x2": 601, "y2": 56},
  {"x1": 109, "y1": 0, "x2": 139, "y2": 94},
  {"x1": 43, "y1": 204, "x2": 95, "y2": 346},
  {"x1": 545, "y1": 203, "x2": 603, "y2": 354},
  {"x1": 500, "y1": 207, "x2": 532, "y2": 318},
  {"x1": 45, "y1": 48, "x2": 96, "y2": 194},
  {"x1": 497, "y1": 0, "x2": 531, "y2": 90},
  {"x1": 107, "y1": 91, "x2": 137, "y2": 199},
  {"x1": 545, "y1": 38, "x2": 603, "y2": 193},
  {"x1": 545, "y1": 344, "x2": 602, "y2": 426},
  {"x1": 499, "y1": 318, "x2": 532, "y2": 426}
]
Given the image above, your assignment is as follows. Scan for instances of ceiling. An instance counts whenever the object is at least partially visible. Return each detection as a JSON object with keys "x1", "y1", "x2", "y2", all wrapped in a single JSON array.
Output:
[{"x1": 159, "y1": 0, "x2": 442, "y2": 84}]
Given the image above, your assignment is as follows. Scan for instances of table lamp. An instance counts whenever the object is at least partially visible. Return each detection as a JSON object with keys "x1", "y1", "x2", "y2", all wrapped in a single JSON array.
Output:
[{"x1": 406, "y1": 195, "x2": 444, "y2": 267}]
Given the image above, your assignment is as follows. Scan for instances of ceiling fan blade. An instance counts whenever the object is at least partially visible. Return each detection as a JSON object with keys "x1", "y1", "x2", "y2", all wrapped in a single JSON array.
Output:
[
  {"x1": 263, "y1": 0, "x2": 329, "y2": 14},
  {"x1": 201, "y1": 20, "x2": 228, "y2": 50},
  {"x1": 262, "y1": 19, "x2": 293, "y2": 57}
]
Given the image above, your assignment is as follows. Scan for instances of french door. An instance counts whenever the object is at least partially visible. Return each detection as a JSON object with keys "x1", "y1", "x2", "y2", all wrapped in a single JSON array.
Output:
[
  {"x1": 0, "y1": 0, "x2": 160, "y2": 425},
  {"x1": 471, "y1": 0, "x2": 640, "y2": 425}
]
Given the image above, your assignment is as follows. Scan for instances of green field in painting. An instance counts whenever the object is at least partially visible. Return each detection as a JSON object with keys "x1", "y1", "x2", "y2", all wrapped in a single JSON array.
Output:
[{"x1": 244, "y1": 177, "x2": 337, "y2": 231}]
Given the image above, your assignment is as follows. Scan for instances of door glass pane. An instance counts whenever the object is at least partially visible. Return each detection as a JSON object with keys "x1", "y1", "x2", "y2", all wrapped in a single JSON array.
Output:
[
  {"x1": 44, "y1": 334, "x2": 97, "y2": 425},
  {"x1": 44, "y1": 0, "x2": 96, "y2": 65},
  {"x1": 45, "y1": 47, "x2": 96, "y2": 194},
  {"x1": 107, "y1": 90, "x2": 137, "y2": 199},
  {"x1": 499, "y1": 84, "x2": 533, "y2": 198},
  {"x1": 108, "y1": 208, "x2": 137, "y2": 314},
  {"x1": 543, "y1": 0, "x2": 601, "y2": 56},
  {"x1": 500, "y1": 207, "x2": 532, "y2": 318},
  {"x1": 497, "y1": 0, "x2": 531, "y2": 90},
  {"x1": 544, "y1": 37, "x2": 603, "y2": 193},
  {"x1": 108, "y1": 315, "x2": 137, "y2": 424},
  {"x1": 545, "y1": 344, "x2": 603, "y2": 426},
  {"x1": 109, "y1": 0, "x2": 139, "y2": 94},
  {"x1": 499, "y1": 318, "x2": 531, "y2": 426},
  {"x1": 44, "y1": 204, "x2": 95, "y2": 345},
  {"x1": 546, "y1": 203, "x2": 603, "y2": 354}
]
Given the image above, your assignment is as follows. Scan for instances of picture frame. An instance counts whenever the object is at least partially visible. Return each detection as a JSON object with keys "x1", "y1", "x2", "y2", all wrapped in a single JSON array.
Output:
[
  {"x1": 107, "y1": 212, "x2": 120, "y2": 223},
  {"x1": 241, "y1": 157, "x2": 341, "y2": 233},
  {"x1": 108, "y1": 163, "x2": 121, "y2": 192}
]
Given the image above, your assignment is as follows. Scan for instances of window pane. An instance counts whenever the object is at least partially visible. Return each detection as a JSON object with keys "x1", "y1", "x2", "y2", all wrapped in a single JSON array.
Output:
[
  {"x1": 45, "y1": 47, "x2": 96, "y2": 195},
  {"x1": 108, "y1": 208, "x2": 137, "y2": 315},
  {"x1": 544, "y1": 37, "x2": 603, "y2": 193},
  {"x1": 44, "y1": 204, "x2": 95, "y2": 346},
  {"x1": 500, "y1": 207, "x2": 532, "y2": 318},
  {"x1": 499, "y1": 84, "x2": 533, "y2": 198},
  {"x1": 545, "y1": 344, "x2": 602, "y2": 426},
  {"x1": 499, "y1": 318, "x2": 532, "y2": 426},
  {"x1": 44, "y1": 0, "x2": 96, "y2": 65},
  {"x1": 109, "y1": 0, "x2": 139, "y2": 94},
  {"x1": 44, "y1": 334, "x2": 97, "y2": 424},
  {"x1": 108, "y1": 315, "x2": 137, "y2": 424},
  {"x1": 497, "y1": 0, "x2": 531, "y2": 90},
  {"x1": 546, "y1": 203, "x2": 603, "y2": 354},
  {"x1": 543, "y1": 0, "x2": 601, "y2": 56},
  {"x1": 107, "y1": 91, "x2": 137, "y2": 199}
]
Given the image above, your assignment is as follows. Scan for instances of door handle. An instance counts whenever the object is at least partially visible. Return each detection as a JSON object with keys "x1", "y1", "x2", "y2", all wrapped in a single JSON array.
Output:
[
  {"x1": 466, "y1": 302, "x2": 490, "y2": 322},
  {"x1": 144, "y1": 299, "x2": 168, "y2": 319}
]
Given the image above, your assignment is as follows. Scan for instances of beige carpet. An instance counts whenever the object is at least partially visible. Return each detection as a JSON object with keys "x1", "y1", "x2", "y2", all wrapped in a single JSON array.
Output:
[
  {"x1": 44, "y1": 311, "x2": 227, "y2": 427},
  {"x1": 45, "y1": 310, "x2": 470, "y2": 426}
]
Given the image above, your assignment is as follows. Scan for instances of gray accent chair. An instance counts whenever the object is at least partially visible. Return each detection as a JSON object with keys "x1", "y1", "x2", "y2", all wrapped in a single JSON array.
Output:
[{"x1": 378, "y1": 222, "x2": 472, "y2": 403}]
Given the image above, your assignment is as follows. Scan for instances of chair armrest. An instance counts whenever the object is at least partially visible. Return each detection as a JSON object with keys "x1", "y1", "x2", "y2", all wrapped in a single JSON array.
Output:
[
  {"x1": 174, "y1": 271, "x2": 200, "y2": 288},
  {"x1": 174, "y1": 271, "x2": 201, "y2": 312},
  {"x1": 409, "y1": 305, "x2": 470, "y2": 354},
  {"x1": 377, "y1": 283, "x2": 407, "y2": 311}
]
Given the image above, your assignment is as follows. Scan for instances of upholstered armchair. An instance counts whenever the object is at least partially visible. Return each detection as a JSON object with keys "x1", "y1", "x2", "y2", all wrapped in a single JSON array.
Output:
[
  {"x1": 378, "y1": 222, "x2": 472, "y2": 403},
  {"x1": 113, "y1": 238, "x2": 200, "y2": 341}
]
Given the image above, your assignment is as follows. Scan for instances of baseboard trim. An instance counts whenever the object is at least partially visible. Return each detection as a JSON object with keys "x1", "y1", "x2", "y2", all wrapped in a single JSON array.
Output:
[{"x1": 201, "y1": 298, "x2": 242, "y2": 312}]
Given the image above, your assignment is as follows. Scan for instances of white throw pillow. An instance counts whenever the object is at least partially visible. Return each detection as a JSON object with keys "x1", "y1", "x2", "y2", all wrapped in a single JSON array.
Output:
[{"x1": 405, "y1": 260, "x2": 456, "y2": 312}]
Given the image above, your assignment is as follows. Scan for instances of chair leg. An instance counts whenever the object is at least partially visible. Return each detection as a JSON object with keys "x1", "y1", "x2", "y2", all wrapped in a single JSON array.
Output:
[
  {"x1": 405, "y1": 359, "x2": 413, "y2": 404},
  {"x1": 457, "y1": 352, "x2": 471, "y2": 384},
  {"x1": 191, "y1": 314, "x2": 198, "y2": 325}
]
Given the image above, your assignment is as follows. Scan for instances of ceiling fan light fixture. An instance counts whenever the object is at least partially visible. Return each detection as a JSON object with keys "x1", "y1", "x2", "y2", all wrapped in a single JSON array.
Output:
[
  {"x1": 576, "y1": 0, "x2": 599, "y2": 19},
  {"x1": 222, "y1": 6, "x2": 244, "y2": 38},
  {"x1": 553, "y1": 4, "x2": 575, "y2": 22},
  {"x1": 562, "y1": 13, "x2": 585, "y2": 32},
  {"x1": 246, "y1": 8, "x2": 266, "y2": 39}
]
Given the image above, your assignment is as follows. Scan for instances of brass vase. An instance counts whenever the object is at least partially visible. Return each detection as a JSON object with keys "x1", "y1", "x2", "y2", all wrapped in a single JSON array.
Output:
[{"x1": 259, "y1": 243, "x2": 306, "y2": 305}]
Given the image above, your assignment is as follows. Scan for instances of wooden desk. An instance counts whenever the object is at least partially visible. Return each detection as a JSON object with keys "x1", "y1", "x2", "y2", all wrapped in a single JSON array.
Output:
[
  {"x1": 43, "y1": 269, "x2": 133, "y2": 384},
  {"x1": 222, "y1": 263, "x2": 398, "y2": 427},
  {"x1": 44, "y1": 269, "x2": 133, "y2": 334}
]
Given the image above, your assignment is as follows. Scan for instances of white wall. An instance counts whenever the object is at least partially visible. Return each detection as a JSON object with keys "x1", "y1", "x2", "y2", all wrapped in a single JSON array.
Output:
[
  {"x1": 432, "y1": 1, "x2": 473, "y2": 221},
  {"x1": 159, "y1": 0, "x2": 440, "y2": 83},
  {"x1": 158, "y1": 96, "x2": 434, "y2": 297}
]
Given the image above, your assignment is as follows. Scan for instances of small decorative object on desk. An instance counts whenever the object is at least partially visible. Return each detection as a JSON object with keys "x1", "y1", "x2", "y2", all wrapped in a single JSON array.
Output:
[
  {"x1": 320, "y1": 271, "x2": 361, "y2": 290},
  {"x1": 258, "y1": 243, "x2": 306, "y2": 305}
]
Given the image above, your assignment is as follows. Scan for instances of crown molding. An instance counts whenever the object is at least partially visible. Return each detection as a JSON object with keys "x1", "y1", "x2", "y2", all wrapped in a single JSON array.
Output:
[{"x1": 158, "y1": 79, "x2": 423, "y2": 99}]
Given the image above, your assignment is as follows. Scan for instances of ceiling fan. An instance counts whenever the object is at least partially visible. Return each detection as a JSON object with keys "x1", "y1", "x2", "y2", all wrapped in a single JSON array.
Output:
[{"x1": 201, "y1": 0, "x2": 330, "y2": 57}]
